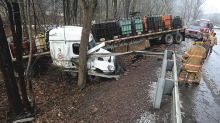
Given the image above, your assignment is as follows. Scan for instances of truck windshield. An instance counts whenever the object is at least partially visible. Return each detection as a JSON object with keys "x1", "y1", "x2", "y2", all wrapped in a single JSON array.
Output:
[
  {"x1": 198, "y1": 22, "x2": 209, "y2": 27},
  {"x1": 88, "y1": 39, "x2": 96, "y2": 50},
  {"x1": 188, "y1": 26, "x2": 200, "y2": 30}
]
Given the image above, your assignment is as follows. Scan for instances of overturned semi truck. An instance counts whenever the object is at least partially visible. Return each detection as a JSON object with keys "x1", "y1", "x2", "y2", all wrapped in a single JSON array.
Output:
[
  {"x1": 49, "y1": 26, "x2": 118, "y2": 81},
  {"x1": 8, "y1": 14, "x2": 185, "y2": 81},
  {"x1": 48, "y1": 22, "x2": 184, "y2": 81}
]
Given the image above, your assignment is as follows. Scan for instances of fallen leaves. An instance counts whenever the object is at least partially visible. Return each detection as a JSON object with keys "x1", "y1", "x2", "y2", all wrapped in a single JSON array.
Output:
[{"x1": 58, "y1": 112, "x2": 61, "y2": 117}]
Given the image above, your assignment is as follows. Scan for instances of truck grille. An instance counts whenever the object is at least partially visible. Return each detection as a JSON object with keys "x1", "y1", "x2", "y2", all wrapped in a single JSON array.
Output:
[{"x1": 189, "y1": 31, "x2": 197, "y2": 34}]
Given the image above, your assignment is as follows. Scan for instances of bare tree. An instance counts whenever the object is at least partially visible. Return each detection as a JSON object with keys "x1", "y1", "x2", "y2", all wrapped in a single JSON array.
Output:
[
  {"x1": 1, "y1": 0, "x2": 33, "y2": 114},
  {"x1": 26, "y1": 0, "x2": 35, "y2": 108},
  {"x1": 174, "y1": 0, "x2": 206, "y2": 24},
  {"x1": 131, "y1": 0, "x2": 137, "y2": 12},
  {"x1": 10, "y1": 1, "x2": 32, "y2": 112},
  {"x1": 19, "y1": 0, "x2": 28, "y2": 38},
  {"x1": 73, "y1": 0, "x2": 78, "y2": 24},
  {"x1": 78, "y1": 0, "x2": 98, "y2": 89},
  {"x1": 0, "y1": 13, "x2": 23, "y2": 114},
  {"x1": 124, "y1": 0, "x2": 131, "y2": 18},
  {"x1": 192, "y1": 0, "x2": 206, "y2": 21},
  {"x1": 105, "y1": 0, "x2": 108, "y2": 19},
  {"x1": 0, "y1": 1, "x2": 9, "y2": 25},
  {"x1": 187, "y1": 0, "x2": 193, "y2": 22},
  {"x1": 113, "y1": 0, "x2": 117, "y2": 18},
  {"x1": 149, "y1": 0, "x2": 151, "y2": 15}
]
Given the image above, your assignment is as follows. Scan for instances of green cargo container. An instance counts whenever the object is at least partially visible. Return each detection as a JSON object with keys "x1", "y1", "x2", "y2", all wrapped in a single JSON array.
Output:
[
  {"x1": 119, "y1": 19, "x2": 132, "y2": 35},
  {"x1": 134, "y1": 19, "x2": 143, "y2": 33}
]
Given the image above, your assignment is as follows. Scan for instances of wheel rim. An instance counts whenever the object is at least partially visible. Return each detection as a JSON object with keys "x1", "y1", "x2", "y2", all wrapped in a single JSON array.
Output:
[
  {"x1": 176, "y1": 35, "x2": 183, "y2": 43},
  {"x1": 167, "y1": 36, "x2": 173, "y2": 44}
]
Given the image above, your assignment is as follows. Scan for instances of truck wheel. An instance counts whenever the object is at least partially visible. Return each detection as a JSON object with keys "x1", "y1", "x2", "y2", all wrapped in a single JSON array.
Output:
[
  {"x1": 165, "y1": 34, "x2": 174, "y2": 45},
  {"x1": 88, "y1": 75, "x2": 100, "y2": 82},
  {"x1": 88, "y1": 69, "x2": 102, "y2": 82},
  {"x1": 175, "y1": 33, "x2": 183, "y2": 44}
]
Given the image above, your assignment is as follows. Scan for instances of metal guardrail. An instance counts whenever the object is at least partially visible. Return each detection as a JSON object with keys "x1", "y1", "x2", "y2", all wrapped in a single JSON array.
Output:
[
  {"x1": 171, "y1": 52, "x2": 182, "y2": 123},
  {"x1": 153, "y1": 50, "x2": 182, "y2": 123},
  {"x1": 71, "y1": 51, "x2": 164, "y2": 58}
]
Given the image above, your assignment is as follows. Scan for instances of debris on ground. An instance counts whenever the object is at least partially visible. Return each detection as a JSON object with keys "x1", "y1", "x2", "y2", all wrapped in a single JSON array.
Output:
[{"x1": 0, "y1": 41, "x2": 172, "y2": 122}]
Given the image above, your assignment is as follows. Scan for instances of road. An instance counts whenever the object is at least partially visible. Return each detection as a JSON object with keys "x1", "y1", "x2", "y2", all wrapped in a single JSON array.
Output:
[
  {"x1": 168, "y1": 31, "x2": 220, "y2": 123},
  {"x1": 204, "y1": 29, "x2": 220, "y2": 91}
]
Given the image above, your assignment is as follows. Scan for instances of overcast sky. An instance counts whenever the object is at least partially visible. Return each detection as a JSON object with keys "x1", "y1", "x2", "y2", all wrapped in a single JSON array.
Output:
[{"x1": 202, "y1": 0, "x2": 220, "y2": 14}]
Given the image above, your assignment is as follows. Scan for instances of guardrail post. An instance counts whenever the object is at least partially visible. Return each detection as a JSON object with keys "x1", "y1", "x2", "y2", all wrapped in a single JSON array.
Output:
[
  {"x1": 163, "y1": 79, "x2": 174, "y2": 95},
  {"x1": 160, "y1": 50, "x2": 168, "y2": 78},
  {"x1": 153, "y1": 50, "x2": 174, "y2": 109},
  {"x1": 152, "y1": 50, "x2": 182, "y2": 122},
  {"x1": 167, "y1": 60, "x2": 174, "y2": 71},
  {"x1": 153, "y1": 78, "x2": 165, "y2": 109}
]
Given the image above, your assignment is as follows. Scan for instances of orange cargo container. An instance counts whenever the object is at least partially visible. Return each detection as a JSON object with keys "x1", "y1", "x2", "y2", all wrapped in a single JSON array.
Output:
[
  {"x1": 143, "y1": 16, "x2": 147, "y2": 31},
  {"x1": 163, "y1": 15, "x2": 171, "y2": 28}
]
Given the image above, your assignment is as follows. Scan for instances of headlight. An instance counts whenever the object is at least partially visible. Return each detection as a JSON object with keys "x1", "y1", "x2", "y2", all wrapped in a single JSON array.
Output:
[
  {"x1": 206, "y1": 29, "x2": 209, "y2": 33},
  {"x1": 107, "y1": 65, "x2": 114, "y2": 71}
]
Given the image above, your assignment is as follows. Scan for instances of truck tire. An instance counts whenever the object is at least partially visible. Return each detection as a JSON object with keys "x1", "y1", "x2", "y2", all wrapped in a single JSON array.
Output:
[
  {"x1": 88, "y1": 69, "x2": 102, "y2": 82},
  {"x1": 165, "y1": 34, "x2": 174, "y2": 45},
  {"x1": 88, "y1": 75, "x2": 100, "y2": 82},
  {"x1": 175, "y1": 33, "x2": 183, "y2": 44}
]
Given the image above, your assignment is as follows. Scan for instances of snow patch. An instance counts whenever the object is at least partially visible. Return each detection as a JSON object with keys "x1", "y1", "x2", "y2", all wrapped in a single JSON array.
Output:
[
  {"x1": 136, "y1": 112, "x2": 156, "y2": 123},
  {"x1": 136, "y1": 67, "x2": 161, "y2": 123},
  {"x1": 136, "y1": 81, "x2": 157, "y2": 123}
]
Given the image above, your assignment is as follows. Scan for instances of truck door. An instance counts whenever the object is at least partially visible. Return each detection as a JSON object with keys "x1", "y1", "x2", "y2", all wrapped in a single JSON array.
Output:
[{"x1": 51, "y1": 42, "x2": 65, "y2": 60}]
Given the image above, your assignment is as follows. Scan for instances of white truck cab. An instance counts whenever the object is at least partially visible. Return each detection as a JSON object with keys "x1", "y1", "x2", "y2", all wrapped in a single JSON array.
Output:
[{"x1": 49, "y1": 26, "x2": 116, "y2": 74}]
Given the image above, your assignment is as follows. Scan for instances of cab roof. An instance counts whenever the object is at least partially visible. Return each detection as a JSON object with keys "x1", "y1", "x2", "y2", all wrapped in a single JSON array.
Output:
[{"x1": 49, "y1": 26, "x2": 82, "y2": 41}]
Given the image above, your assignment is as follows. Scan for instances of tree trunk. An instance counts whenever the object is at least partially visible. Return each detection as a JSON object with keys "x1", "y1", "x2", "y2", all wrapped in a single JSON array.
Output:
[
  {"x1": 78, "y1": 0, "x2": 98, "y2": 89},
  {"x1": 63, "y1": 0, "x2": 66, "y2": 25},
  {"x1": 183, "y1": 0, "x2": 187, "y2": 20},
  {"x1": 137, "y1": 0, "x2": 140, "y2": 12},
  {"x1": 0, "y1": 14, "x2": 23, "y2": 114},
  {"x1": 66, "y1": 0, "x2": 70, "y2": 25},
  {"x1": 79, "y1": 3, "x2": 82, "y2": 26},
  {"x1": 73, "y1": 0, "x2": 78, "y2": 24},
  {"x1": 113, "y1": 0, "x2": 117, "y2": 18},
  {"x1": 19, "y1": 0, "x2": 28, "y2": 38},
  {"x1": 105, "y1": 0, "x2": 108, "y2": 19},
  {"x1": 26, "y1": 0, "x2": 35, "y2": 109},
  {"x1": 149, "y1": 0, "x2": 151, "y2": 15},
  {"x1": 131, "y1": 0, "x2": 136, "y2": 12},
  {"x1": 32, "y1": 0, "x2": 37, "y2": 36},
  {"x1": 26, "y1": 0, "x2": 33, "y2": 77},
  {"x1": 125, "y1": 0, "x2": 131, "y2": 18},
  {"x1": 37, "y1": 3, "x2": 46, "y2": 31},
  {"x1": 12, "y1": 2, "x2": 32, "y2": 112},
  {"x1": 155, "y1": 0, "x2": 159, "y2": 15},
  {"x1": 32, "y1": 0, "x2": 44, "y2": 34}
]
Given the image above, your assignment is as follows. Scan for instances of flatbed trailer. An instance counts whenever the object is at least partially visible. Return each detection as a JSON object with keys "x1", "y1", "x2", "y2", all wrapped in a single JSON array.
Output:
[{"x1": 99, "y1": 28, "x2": 185, "y2": 49}]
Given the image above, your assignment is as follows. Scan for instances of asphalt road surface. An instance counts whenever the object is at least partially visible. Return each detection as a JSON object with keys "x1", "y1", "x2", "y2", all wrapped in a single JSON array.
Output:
[{"x1": 168, "y1": 31, "x2": 220, "y2": 123}]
